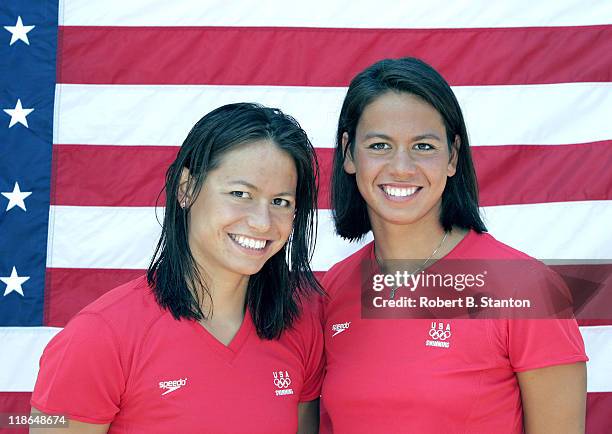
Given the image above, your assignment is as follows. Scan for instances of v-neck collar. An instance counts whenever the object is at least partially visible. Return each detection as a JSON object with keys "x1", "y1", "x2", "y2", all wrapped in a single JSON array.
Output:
[
  {"x1": 191, "y1": 309, "x2": 254, "y2": 363},
  {"x1": 369, "y1": 229, "x2": 475, "y2": 269}
]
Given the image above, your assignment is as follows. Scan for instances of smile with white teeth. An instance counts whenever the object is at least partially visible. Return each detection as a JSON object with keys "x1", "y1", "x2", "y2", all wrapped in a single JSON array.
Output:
[
  {"x1": 230, "y1": 234, "x2": 267, "y2": 250},
  {"x1": 381, "y1": 185, "x2": 419, "y2": 197}
]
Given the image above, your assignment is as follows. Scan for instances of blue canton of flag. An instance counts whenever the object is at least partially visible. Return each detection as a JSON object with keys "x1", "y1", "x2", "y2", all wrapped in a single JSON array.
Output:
[{"x1": 0, "y1": 1, "x2": 58, "y2": 326}]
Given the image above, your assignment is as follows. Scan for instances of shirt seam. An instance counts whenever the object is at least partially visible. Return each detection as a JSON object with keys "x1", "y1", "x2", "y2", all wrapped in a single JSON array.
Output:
[
  {"x1": 513, "y1": 354, "x2": 589, "y2": 372},
  {"x1": 30, "y1": 399, "x2": 114, "y2": 424}
]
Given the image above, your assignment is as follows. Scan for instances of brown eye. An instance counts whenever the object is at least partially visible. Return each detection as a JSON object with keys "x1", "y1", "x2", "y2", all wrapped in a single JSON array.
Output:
[
  {"x1": 368, "y1": 142, "x2": 390, "y2": 150},
  {"x1": 230, "y1": 191, "x2": 251, "y2": 199},
  {"x1": 272, "y1": 198, "x2": 291, "y2": 207},
  {"x1": 414, "y1": 143, "x2": 434, "y2": 151}
]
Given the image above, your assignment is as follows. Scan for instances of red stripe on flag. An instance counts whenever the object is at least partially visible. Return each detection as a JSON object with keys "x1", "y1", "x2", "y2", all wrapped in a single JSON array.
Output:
[
  {"x1": 473, "y1": 142, "x2": 612, "y2": 206},
  {"x1": 45, "y1": 267, "x2": 611, "y2": 327},
  {"x1": 57, "y1": 25, "x2": 612, "y2": 86},
  {"x1": 0, "y1": 392, "x2": 31, "y2": 434},
  {"x1": 44, "y1": 269, "x2": 328, "y2": 327},
  {"x1": 50, "y1": 145, "x2": 175, "y2": 208},
  {"x1": 51, "y1": 142, "x2": 612, "y2": 208},
  {"x1": 44, "y1": 268, "x2": 145, "y2": 327},
  {"x1": 550, "y1": 263, "x2": 612, "y2": 324},
  {"x1": 577, "y1": 320, "x2": 612, "y2": 326},
  {"x1": 50, "y1": 145, "x2": 333, "y2": 207},
  {"x1": 586, "y1": 392, "x2": 612, "y2": 434}
]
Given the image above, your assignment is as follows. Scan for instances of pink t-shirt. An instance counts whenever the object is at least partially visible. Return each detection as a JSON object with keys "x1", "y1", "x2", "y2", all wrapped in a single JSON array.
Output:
[
  {"x1": 31, "y1": 276, "x2": 324, "y2": 433},
  {"x1": 320, "y1": 231, "x2": 587, "y2": 434}
]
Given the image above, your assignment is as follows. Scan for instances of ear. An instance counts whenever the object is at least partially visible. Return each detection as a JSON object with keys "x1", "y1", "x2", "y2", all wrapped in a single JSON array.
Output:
[
  {"x1": 178, "y1": 167, "x2": 192, "y2": 208},
  {"x1": 447, "y1": 135, "x2": 460, "y2": 177},
  {"x1": 342, "y1": 132, "x2": 356, "y2": 175}
]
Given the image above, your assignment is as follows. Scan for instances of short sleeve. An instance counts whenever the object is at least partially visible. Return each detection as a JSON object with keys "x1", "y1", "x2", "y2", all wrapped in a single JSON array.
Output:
[
  {"x1": 504, "y1": 261, "x2": 588, "y2": 371},
  {"x1": 507, "y1": 318, "x2": 588, "y2": 372},
  {"x1": 31, "y1": 313, "x2": 125, "y2": 424},
  {"x1": 297, "y1": 299, "x2": 325, "y2": 402}
]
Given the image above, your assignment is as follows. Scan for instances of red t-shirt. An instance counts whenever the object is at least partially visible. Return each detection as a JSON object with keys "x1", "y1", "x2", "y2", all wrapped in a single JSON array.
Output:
[
  {"x1": 31, "y1": 276, "x2": 324, "y2": 433},
  {"x1": 320, "y1": 230, "x2": 587, "y2": 434}
]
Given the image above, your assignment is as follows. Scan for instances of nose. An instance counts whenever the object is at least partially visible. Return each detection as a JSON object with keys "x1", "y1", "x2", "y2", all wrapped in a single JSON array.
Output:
[
  {"x1": 389, "y1": 148, "x2": 417, "y2": 177},
  {"x1": 247, "y1": 202, "x2": 272, "y2": 233}
]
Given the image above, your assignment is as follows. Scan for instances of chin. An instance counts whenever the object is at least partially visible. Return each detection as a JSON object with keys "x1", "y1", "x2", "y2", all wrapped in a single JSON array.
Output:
[
  {"x1": 372, "y1": 209, "x2": 423, "y2": 226},
  {"x1": 371, "y1": 199, "x2": 442, "y2": 226},
  {"x1": 231, "y1": 261, "x2": 267, "y2": 277}
]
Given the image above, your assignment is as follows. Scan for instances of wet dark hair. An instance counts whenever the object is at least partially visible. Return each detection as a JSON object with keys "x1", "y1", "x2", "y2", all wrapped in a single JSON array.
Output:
[
  {"x1": 147, "y1": 103, "x2": 321, "y2": 339},
  {"x1": 332, "y1": 57, "x2": 487, "y2": 240}
]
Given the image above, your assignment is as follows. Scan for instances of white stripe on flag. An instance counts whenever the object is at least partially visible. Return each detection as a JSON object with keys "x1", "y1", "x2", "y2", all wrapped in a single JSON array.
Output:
[
  {"x1": 482, "y1": 201, "x2": 612, "y2": 261},
  {"x1": 47, "y1": 202, "x2": 612, "y2": 270},
  {"x1": 582, "y1": 326, "x2": 612, "y2": 393},
  {"x1": 1, "y1": 325, "x2": 608, "y2": 392},
  {"x1": 54, "y1": 83, "x2": 612, "y2": 148},
  {"x1": 58, "y1": 0, "x2": 612, "y2": 28},
  {"x1": 0, "y1": 327, "x2": 62, "y2": 392},
  {"x1": 46, "y1": 207, "x2": 372, "y2": 270}
]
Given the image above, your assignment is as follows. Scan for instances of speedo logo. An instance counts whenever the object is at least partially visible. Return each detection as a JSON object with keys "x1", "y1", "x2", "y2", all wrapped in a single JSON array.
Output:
[
  {"x1": 331, "y1": 321, "x2": 351, "y2": 337},
  {"x1": 159, "y1": 378, "x2": 187, "y2": 396}
]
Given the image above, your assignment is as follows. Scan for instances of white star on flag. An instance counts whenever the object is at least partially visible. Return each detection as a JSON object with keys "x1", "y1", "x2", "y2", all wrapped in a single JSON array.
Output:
[
  {"x1": 1, "y1": 266, "x2": 30, "y2": 296},
  {"x1": 3, "y1": 99, "x2": 34, "y2": 128},
  {"x1": 1, "y1": 182, "x2": 32, "y2": 211},
  {"x1": 3, "y1": 16, "x2": 35, "y2": 46}
]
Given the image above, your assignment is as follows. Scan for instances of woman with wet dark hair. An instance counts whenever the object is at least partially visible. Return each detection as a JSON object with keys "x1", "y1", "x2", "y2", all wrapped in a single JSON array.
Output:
[
  {"x1": 320, "y1": 58, "x2": 587, "y2": 433},
  {"x1": 31, "y1": 103, "x2": 323, "y2": 434}
]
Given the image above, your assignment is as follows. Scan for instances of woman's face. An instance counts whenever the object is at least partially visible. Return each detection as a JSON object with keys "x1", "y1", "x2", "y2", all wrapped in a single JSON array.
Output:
[
  {"x1": 343, "y1": 91, "x2": 458, "y2": 230},
  {"x1": 181, "y1": 140, "x2": 297, "y2": 281}
]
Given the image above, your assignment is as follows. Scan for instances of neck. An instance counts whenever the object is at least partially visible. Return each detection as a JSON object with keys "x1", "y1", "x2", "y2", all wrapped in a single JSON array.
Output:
[
  {"x1": 195, "y1": 267, "x2": 249, "y2": 323},
  {"x1": 370, "y1": 211, "x2": 468, "y2": 262}
]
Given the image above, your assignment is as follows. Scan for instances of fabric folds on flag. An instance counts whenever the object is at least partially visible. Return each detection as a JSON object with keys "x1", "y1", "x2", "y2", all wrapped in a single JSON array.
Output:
[{"x1": 0, "y1": 1, "x2": 611, "y2": 432}]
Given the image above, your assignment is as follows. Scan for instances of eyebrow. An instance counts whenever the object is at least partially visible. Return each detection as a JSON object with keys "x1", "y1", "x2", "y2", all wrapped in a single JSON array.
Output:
[
  {"x1": 363, "y1": 132, "x2": 442, "y2": 142},
  {"x1": 228, "y1": 180, "x2": 295, "y2": 197}
]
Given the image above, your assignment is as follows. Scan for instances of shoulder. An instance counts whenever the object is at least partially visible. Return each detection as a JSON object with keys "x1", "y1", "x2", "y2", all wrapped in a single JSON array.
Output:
[
  {"x1": 284, "y1": 295, "x2": 323, "y2": 346},
  {"x1": 32, "y1": 277, "x2": 176, "y2": 422},
  {"x1": 77, "y1": 275, "x2": 165, "y2": 326},
  {"x1": 280, "y1": 295, "x2": 325, "y2": 398},
  {"x1": 272, "y1": 294, "x2": 324, "y2": 362},
  {"x1": 458, "y1": 231, "x2": 559, "y2": 281},
  {"x1": 456, "y1": 232, "x2": 575, "y2": 318},
  {"x1": 451, "y1": 230, "x2": 533, "y2": 260},
  {"x1": 54, "y1": 276, "x2": 168, "y2": 353},
  {"x1": 322, "y1": 241, "x2": 374, "y2": 296},
  {"x1": 36, "y1": 277, "x2": 173, "y2": 393}
]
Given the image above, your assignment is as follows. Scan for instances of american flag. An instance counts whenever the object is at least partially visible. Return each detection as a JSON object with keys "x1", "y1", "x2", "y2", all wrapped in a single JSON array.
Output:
[{"x1": 1, "y1": 0, "x2": 611, "y2": 432}]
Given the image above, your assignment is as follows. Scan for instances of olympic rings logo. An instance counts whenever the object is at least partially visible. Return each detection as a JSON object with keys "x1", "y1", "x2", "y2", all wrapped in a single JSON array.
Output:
[
  {"x1": 274, "y1": 378, "x2": 292, "y2": 388},
  {"x1": 429, "y1": 329, "x2": 452, "y2": 341}
]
